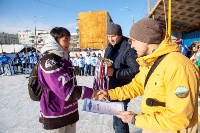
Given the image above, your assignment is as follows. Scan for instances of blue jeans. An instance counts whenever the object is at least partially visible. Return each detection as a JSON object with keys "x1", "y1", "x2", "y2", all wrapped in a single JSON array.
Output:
[
  {"x1": 113, "y1": 101, "x2": 130, "y2": 133},
  {"x1": 84, "y1": 64, "x2": 91, "y2": 75}
]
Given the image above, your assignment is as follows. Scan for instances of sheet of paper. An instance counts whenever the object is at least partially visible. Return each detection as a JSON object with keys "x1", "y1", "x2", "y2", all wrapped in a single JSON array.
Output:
[{"x1": 82, "y1": 98, "x2": 124, "y2": 116}]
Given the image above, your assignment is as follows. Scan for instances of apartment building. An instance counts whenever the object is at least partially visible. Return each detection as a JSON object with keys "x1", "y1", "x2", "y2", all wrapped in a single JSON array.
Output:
[
  {"x1": 18, "y1": 30, "x2": 50, "y2": 49},
  {"x1": 70, "y1": 32, "x2": 79, "y2": 50},
  {"x1": 18, "y1": 30, "x2": 33, "y2": 46},
  {"x1": 0, "y1": 32, "x2": 18, "y2": 44},
  {"x1": 37, "y1": 30, "x2": 49, "y2": 49}
]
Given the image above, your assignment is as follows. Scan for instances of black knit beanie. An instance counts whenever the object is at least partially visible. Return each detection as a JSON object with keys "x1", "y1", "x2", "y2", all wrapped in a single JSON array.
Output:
[
  {"x1": 107, "y1": 24, "x2": 122, "y2": 36},
  {"x1": 129, "y1": 18, "x2": 163, "y2": 44}
]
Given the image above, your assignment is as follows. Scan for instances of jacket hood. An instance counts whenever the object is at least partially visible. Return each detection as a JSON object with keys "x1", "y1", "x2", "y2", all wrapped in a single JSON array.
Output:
[
  {"x1": 41, "y1": 34, "x2": 68, "y2": 59},
  {"x1": 137, "y1": 39, "x2": 180, "y2": 66}
]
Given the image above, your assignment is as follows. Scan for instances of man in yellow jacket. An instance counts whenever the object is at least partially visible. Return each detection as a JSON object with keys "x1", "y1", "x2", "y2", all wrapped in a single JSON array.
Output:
[{"x1": 97, "y1": 18, "x2": 199, "y2": 133}]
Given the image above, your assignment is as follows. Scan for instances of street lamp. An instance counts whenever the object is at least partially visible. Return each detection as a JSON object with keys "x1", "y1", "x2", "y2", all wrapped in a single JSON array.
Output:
[
  {"x1": 0, "y1": 41, "x2": 3, "y2": 53},
  {"x1": 34, "y1": 15, "x2": 42, "y2": 52},
  {"x1": 121, "y1": 6, "x2": 134, "y2": 24}
]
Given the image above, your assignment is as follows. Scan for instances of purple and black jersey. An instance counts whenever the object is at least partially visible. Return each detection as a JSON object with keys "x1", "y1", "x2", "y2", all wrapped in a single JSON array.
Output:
[{"x1": 38, "y1": 53, "x2": 93, "y2": 129}]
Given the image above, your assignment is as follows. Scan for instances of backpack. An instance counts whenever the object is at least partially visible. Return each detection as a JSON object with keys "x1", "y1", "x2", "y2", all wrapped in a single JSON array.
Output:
[{"x1": 28, "y1": 61, "x2": 44, "y2": 101}]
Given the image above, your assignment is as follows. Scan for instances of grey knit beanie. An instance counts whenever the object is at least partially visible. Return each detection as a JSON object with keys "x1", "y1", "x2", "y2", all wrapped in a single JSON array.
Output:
[
  {"x1": 129, "y1": 18, "x2": 163, "y2": 44},
  {"x1": 107, "y1": 24, "x2": 122, "y2": 36}
]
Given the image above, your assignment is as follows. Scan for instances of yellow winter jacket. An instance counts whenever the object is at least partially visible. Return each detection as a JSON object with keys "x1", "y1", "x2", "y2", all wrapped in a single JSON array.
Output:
[{"x1": 108, "y1": 39, "x2": 199, "y2": 131}]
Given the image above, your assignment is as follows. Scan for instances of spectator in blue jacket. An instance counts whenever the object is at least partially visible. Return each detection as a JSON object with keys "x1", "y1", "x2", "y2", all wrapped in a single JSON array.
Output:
[
  {"x1": 72, "y1": 53, "x2": 79, "y2": 75},
  {"x1": 90, "y1": 52, "x2": 98, "y2": 76},
  {"x1": 12, "y1": 53, "x2": 21, "y2": 73},
  {"x1": 84, "y1": 51, "x2": 91, "y2": 76},
  {"x1": 0, "y1": 52, "x2": 13, "y2": 75},
  {"x1": 20, "y1": 51, "x2": 27, "y2": 73},
  {"x1": 33, "y1": 52, "x2": 39, "y2": 64},
  {"x1": 78, "y1": 54, "x2": 85, "y2": 76},
  {"x1": 175, "y1": 38, "x2": 188, "y2": 56},
  {"x1": 28, "y1": 51, "x2": 34, "y2": 71}
]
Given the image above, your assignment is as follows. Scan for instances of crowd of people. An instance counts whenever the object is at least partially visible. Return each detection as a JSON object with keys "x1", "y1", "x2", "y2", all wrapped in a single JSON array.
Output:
[
  {"x1": 70, "y1": 52, "x2": 102, "y2": 76},
  {"x1": 175, "y1": 38, "x2": 200, "y2": 68},
  {"x1": 0, "y1": 51, "x2": 40, "y2": 75}
]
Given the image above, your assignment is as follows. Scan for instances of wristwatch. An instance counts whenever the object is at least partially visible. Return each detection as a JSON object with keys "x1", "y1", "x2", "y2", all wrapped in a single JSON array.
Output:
[{"x1": 131, "y1": 114, "x2": 137, "y2": 125}]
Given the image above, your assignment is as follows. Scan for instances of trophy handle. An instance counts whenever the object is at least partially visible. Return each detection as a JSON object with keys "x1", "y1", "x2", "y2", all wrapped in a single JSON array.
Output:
[{"x1": 98, "y1": 57, "x2": 113, "y2": 67}]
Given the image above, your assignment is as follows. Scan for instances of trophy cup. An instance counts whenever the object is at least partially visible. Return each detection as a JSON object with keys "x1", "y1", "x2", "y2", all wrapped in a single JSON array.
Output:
[{"x1": 93, "y1": 57, "x2": 113, "y2": 90}]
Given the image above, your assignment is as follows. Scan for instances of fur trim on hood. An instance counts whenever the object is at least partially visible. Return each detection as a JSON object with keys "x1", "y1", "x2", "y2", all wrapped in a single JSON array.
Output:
[{"x1": 41, "y1": 34, "x2": 68, "y2": 60}]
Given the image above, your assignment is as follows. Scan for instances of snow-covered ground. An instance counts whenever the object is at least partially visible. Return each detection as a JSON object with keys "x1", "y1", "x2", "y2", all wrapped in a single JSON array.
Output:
[{"x1": 0, "y1": 75, "x2": 142, "y2": 133}]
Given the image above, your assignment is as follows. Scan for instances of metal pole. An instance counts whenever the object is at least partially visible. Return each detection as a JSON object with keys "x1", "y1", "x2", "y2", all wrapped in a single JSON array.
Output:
[
  {"x1": 25, "y1": 44, "x2": 27, "y2": 54},
  {"x1": 0, "y1": 42, "x2": 3, "y2": 54},
  {"x1": 25, "y1": 44, "x2": 28, "y2": 75},
  {"x1": 125, "y1": 7, "x2": 134, "y2": 24},
  {"x1": 148, "y1": 0, "x2": 151, "y2": 16},
  {"x1": 13, "y1": 44, "x2": 15, "y2": 53},
  {"x1": 168, "y1": 0, "x2": 172, "y2": 40},
  {"x1": 35, "y1": 16, "x2": 37, "y2": 52}
]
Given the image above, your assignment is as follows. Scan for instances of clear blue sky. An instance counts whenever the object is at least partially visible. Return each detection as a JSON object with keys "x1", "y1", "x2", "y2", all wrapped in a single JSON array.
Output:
[{"x1": 0, "y1": 0, "x2": 149, "y2": 37}]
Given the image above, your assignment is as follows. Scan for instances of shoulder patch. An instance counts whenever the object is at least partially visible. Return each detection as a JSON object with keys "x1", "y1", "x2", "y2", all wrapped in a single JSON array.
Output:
[
  {"x1": 40, "y1": 53, "x2": 63, "y2": 71},
  {"x1": 45, "y1": 58, "x2": 57, "y2": 68},
  {"x1": 175, "y1": 86, "x2": 189, "y2": 98}
]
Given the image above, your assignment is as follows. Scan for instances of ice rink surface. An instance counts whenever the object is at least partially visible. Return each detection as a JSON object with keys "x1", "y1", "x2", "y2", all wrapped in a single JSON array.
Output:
[{"x1": 0, "y1": 75, "x2": 142, "y2": 133}]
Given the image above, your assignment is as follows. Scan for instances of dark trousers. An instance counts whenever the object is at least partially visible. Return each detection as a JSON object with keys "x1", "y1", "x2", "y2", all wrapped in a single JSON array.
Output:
[
  {"x1": 21, "y1": 63, "x2": 27, "y2": 69},
  {"x1": 84, "y1": 64, "x2": 91, "y2": 76},
  {"x1": 113, "y1": 101, "x2": 130, "y2": 133},
  {"x1": 21, "y1": 63, "x2": 26, "y2": 73},
  {"x1": 29, "y1": 63, "x2": 34, "y2": 70},
  {"x1": 74, "y1": 66, "x2": 79, "y2": 75},
  {"x1": 79, "y1": 67, "x2": 84, "y2": 76},
  {"x1": 13, "y1": 63, "x2": 21, "y2": 73},
  {"x1": 91, "y1": 66, "x2": 96, "y2": 76}
]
